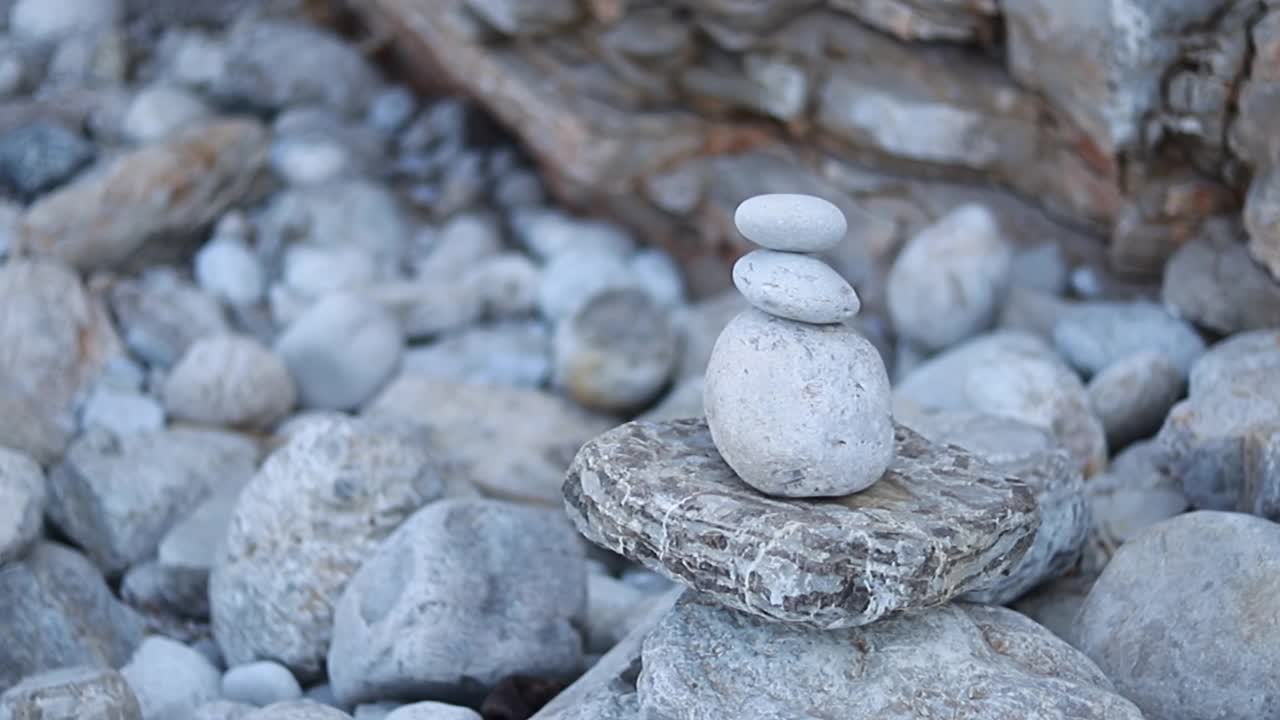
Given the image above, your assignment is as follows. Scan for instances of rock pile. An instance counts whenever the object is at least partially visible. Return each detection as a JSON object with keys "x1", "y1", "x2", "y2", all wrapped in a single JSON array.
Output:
[{"x1": 558, "y1": 195, "x2": 1141, "y2": 718}]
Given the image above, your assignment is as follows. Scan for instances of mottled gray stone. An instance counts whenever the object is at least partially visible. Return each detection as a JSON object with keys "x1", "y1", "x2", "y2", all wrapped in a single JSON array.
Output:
[
  {"x1": 1052, "y1": 301, "x2": 1205, "y2": 377},
  {"x1": 242, "y1": 702, "x2": 352, "y2": 720},
  {"x1": 0, "y1": 666, "x2": 141, "y2": 720},
  {"x1": 328, "y1": 499, "x2": 585, "y2": 706},
  {"x1": 211, "y1": 417, "x2": 443, "y2": 680},
  {"x1": 1189, "y1": 329, "x2": 1280, "y2": 396},
  {"x1": 673, "y1": 290, "x2": 749, "y2": 379},
  {"x1": 281, "y1": 245, "x2": 377, "y2": 301},
  {"x1": 463, "y1": 252, "x2": 541, "y2": 319},
  {"x1": 47, "y1": 427, "x2": 258, "y2": 574},
  {"x1": 627, "y1": 249, "x2": 685, "y2": 309},
  {"x1": 640, "y1": 594, "x2": 1140, "y2": 720},
  {"x1": 19, "y1": 120, "x2": 268, "y2": 271},
  {"x1": 704, "y1": 310, "x2": 894, "y2": 497},
  {"x1": 123, "y1": 85, "x2": 210, "y2": 143},
  {"x1": 1082, "y1": 440, "x2": 1187, "y2": 573},
  {"x1": 998, "y1": 286, "x2": 1071, "y2": 342},
  {"x1": 731, "y1": 250, "x2": 859, "y2": 324},
  {"x1": 465, "y1": 0, "x2": 580, "y2": 35},
  {"x1": 512, "y1": 209, "x2": 634, "y2": 261},
  {"x1": 258, "y1": 181, "x2": 408, "y2": 270},
  {"x1": 585, "y1": 573, "x2": 664, "y2": 655},
  {"x1": 195, "y1": 237, "x2": 263, "y2": 308},
  {"x1": 365, "y1": 375, "x2": 612, "y2": 505},
  {"x1": 553, "y1": 289, "x2": 677, "y2": 413},
  {"x1": 10, "y1": 0, "x2": 120, "y2": 40},
  {"x1": 109, "y1": 268, "x2": 229, "y2": 368},
  {"x1": 0, "y1": 448, "x2": 43, "y2": 564},
  {"x1": 164, "y1": 335, "x2": 296, "y2": 428},
  {"x1": 222, "y1": 662, "x2": 303, "y2": 708},
  {"x1": 0, "y1": 121, "x2": 94, "y2": 198},
  {"x1": 637, "y1": 376, "x2": 703, "y2": 423},
  {"x1": 1087, "y1": 351, "x2": 1184, "y2": 448},
  {"x1": 121, "y1": 637, "x2": 220, "y2": 720},
  {"x1": 1162, "y1": 219, "x2": 1280, "y2": 335},
  {"x1": 275, "y1": 294, "x2": 404, "y2": 411},
  {"x1": 121, "y1": 559, "x2": 208, "y2": 620},
  {"x1": 529, "y1": 589, "x2": 682, "y2": 720},
  {"x1": 1011, "y1": 573, "x2": 1095, "y2": 647},
  {"x1": 412, "y1": 213, "x2": 502, "y2": 283},
  {"x1": 79, "y1": 387, "x2": 165, "y2": 438},
  {"x1": 0, "y1": 259, "x2": 122, "y2": 464},
  {"x1": 887, "y1": 204, "x2": 1013, "y2": 351},
  {"x1": 1157, "y1": 366, "x2": 1280, "y2": 510},
  {"x1": 0, "y1": 542, "x2": 145, "y2": 691},
  {"x1": 733, "y1": 194, "x2": 847, "y2": 252},
  {"x1": 903, "y1": 410, "x2": 1087, "y2": 605},
  {"x1": 352, "y1": 703, "x2": 400, "y2": 720},
  {"x1": 403, "y1": 321, "x2": 549, "y2": 388},
  {"x1": 1077, "y1": 511, "x2": 1280, "y2": 720},
  {"x1": 564, "y1": 418, "x2": 1038, "y2": 628},
  {"x1": 895, "y1": 331, "x2": 1108, "y2": 476},
  {"x1": 1245, "y1": 164, "x2": 1280, "y2": 280}
]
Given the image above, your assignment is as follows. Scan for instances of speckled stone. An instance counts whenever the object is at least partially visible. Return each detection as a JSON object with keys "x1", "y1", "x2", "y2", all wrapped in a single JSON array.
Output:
[
  {"x1": 733, "y1": 194, "x2": 847, "y2": 252},
  {"x1": 731, "y1": 250, "x2": 859, "y2": 324},
  {"x1": 564, "y1": 418, "x2": 1039, "y2": 629}
]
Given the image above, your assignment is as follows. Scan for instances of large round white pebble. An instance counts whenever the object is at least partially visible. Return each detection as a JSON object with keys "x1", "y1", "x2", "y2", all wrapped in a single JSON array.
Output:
[
  {"x1": 732, "y1": 249, "x2": 859, "y2": 324},
  {"x1": 734, "y1": 194, "x2": 848, "y2": 252},
  {"x1": 704, "y1": 309, "x2": 895, "y2": 497}
]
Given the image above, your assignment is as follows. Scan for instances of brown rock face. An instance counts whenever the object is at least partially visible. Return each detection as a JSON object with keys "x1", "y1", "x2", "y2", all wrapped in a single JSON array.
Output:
[
  {"x1": 361, "y1": 0, "x2": 1280, "y2": 285},
  {"x1": 563, "y1": 418, "x2": 1039, "y2": 629}
]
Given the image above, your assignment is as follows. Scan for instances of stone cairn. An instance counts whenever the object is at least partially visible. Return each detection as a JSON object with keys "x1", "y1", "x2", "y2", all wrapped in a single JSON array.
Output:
[{"x1": 557, "y1": 194, "x2": 1144, "y2": 718}]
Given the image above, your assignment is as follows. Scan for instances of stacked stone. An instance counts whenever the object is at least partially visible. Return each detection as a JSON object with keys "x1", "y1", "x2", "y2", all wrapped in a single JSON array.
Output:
[
  {"x1": 553, "y1": 194, "x2": 1142, "y2": 719},
  {"x1": 705, "y1": 194, "x2": 895, "y2": 498}
]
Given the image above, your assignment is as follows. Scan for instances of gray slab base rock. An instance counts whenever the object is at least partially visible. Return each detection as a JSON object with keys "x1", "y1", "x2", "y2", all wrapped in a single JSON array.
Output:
[
  {"x1": 564, "y1": 418, "x2": 1039, "y2": 629},
  {"x1": 637, "y1": 594, "x2": 1142, "y2": 720}
]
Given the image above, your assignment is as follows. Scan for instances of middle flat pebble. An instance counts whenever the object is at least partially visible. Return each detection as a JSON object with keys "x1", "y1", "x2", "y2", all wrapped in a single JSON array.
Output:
[{"x1": 732, "y1": 250, "x2": 859, "y2": 324}]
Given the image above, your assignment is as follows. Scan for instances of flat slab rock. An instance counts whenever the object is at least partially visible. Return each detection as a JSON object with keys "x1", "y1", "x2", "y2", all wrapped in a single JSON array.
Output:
[{"x1": 564, "y1": 419, "x2": 1039, "y2": 629}]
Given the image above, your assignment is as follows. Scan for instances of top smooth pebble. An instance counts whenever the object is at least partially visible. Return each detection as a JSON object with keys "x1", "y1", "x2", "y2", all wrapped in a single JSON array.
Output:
[{"x1": 734, "y1": 194, "x2": 848, "y2": 252}]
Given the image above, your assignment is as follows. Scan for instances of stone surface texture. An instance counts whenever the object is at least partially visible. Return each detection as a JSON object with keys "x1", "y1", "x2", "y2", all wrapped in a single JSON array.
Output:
[
  {"x1": 564, "y1": 418, "x2": 1039, "y2": 628},
  {"x1": 0, "y1": 667, "x2": 141, "y2": 720},
  {"x1": 638, "y1": 594, "x2": 1142, "y2": 720}
]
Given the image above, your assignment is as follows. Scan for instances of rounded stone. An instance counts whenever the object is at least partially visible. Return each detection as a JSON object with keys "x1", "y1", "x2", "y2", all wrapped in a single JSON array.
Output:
[
  {"x1": 553, "y1": 288, "x2": 678, "y2": 413},
  {"x1": 1077, "y1": 511, "x2": 1280, "y2": 720},
  {"x1": 704, "y1": 309, "x2": 894, "y2": 497},
  {"x1": 733, "y1": 193, "x2": 847, "y2": 252},
  {"x1": 732, "y1": 249, "x2": 859, "y2": 324},
  {"x1": 1086, "y1": 351, "x2": 1184, "y2": 449},
  {"x1": 887, "y1": 204, "x2": 1013, "y2": 352},
  {"x1": 124, "y1": 85, "x2": 211, "y2": 143},
  {"x1": 222, "y1": 662, "x2": 303, "y2": 707},
  {"x1": 195, "y1": 238, "x2": 265, "y2": 307},
  {"x1": 11, "y1": 0, "x2": 122, "y2": 41},
  {"x1": 274, "y1": 293, "x2": 403, "y2": 411},
  {"x1": 164, "y1": 334, "x2": 297, "y2": 429}
]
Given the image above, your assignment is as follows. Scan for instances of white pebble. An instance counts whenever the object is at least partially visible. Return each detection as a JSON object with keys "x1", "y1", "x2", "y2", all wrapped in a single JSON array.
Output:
[
  {"x1": 79, "y1": 387, "x2": 165, "y2": 437},
  {"x1": 629, "y1": 248, "x2": 686, "y2": 308},
  {"x1": 732, "y1": 250, "x2": 859, "y2": 324},
  {"x1": 195, "y1": 238, "x2": 265, "y2": 307},
  {"x1": 124, "y1": 85, "x2": 210, "y2": 143},
  {"x1": 734, "y1": 194, "x2": 848, "y2": 252},
  {"x1": 283, "y1": 244, "x2": 377, "y2": 298},
  {"x1": 275, "y1": 293, "x2": 404, "y2": 411},
  {"x1": 221, "y1": 661, "x2": 303, "y2": 707},
  {"x1": 11, "y1": 0, "x2": 121, "y2": 41}
]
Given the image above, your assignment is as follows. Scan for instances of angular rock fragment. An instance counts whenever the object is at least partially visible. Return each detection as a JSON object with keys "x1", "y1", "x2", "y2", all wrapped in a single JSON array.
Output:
[
  {"x1": 19, "y1": 119, "x2": 268, "y2": 270},
  {"x1": 0, "y1": 666, "x2": 141, "y2": 720},
  {"x1": 564, "y1": 418, "x2": 1038, "y2": 628}
]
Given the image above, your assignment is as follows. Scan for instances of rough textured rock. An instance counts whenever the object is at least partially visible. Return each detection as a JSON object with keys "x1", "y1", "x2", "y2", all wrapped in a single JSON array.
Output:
[
  {"x1": 895, "y1": 331, "x2": 1108, "y2": 476},
  {"x1": 0, "y1": 542, "x2": 145, "y2": 691},
  {"x1": 887, "y1": 204, "x2": 1013, "y2": 352},
  {"x1": 903, "y1": 410, "x2": 1087, "y2": 605},
  {"x1": 108, "y1": 268, "x2": 229, "y2": 368},
  {"x1": 564, "y1": 418, "x2": 1038, "y2": 628},
  {"x1": 1189, "y1": 328, "x2": 1280, "y2": 396},
  {"x1": 193, "y1": 701, "x2": 257, "y2": 720},
  {"x1": 1083, "y1": 440, "x2": 1188, "y2": 572},
  {"x1": 1011, "y1": 573, "x2": 1095, "y2": 646},
  {"x1": 0, "y1": 667, "x2": 141, "y2": 720},
  {"x1": 242, "y1": 702, "x2": 352, "y2": 720},
  {"x1": 46, "y1": 427, "x2": 258, "y2": 574},
  {"x1": 552, "y1": 288, "x2": 678, "y2": 414},
  {"x1": 0, "y1": 448, "x2": 44, "y2": 564},
  {"x1": 1245, "y1": 164, "x2": 1280, "y2": 280},
  {"x1": 366, "y1": 375, "x2": 612, "y2": 505},
  {"x1": 704, "y1": 309, "x2": 895, "y2": 497},
  {"x1": 121, "y1": 637, "x2": 221, "y2": 720},
  {"x1": 0, "y1": 121, "x2": 95, "y2": 199},
  {"x1": 328, "y1": 499, "x2": 586, "y2": 706},
  {"x1": 1087, "y1": 351, "x2": 1185, "y2": 448},
  {"x1": 639, "y1": 594, "x2": 1141, "y2": 720},
  {"x1": 1158, "y1": 364, "x2": 1280, "y2": 511},
  {"x1": 164, "y1": 335, "x2": 296, "y2": 428},
  {"x1": 1077, "y1": 511, "x2": 1280, "y2": 720},
  {"x1": 0, "y1": 259, "x2": 122, "y2": 464},
  {"x1": 1163, "y1": 218, "x2": 1280, "y2": 335},
  {"x1": 19, "y1": 119, "x2": 268, "y2": 270},
  {"x1": 731, "y1": 250, "x2": 859, "y2": 324},
  {"x1": 211, "y1": 417, "x2": 443, "y2": 680}
]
